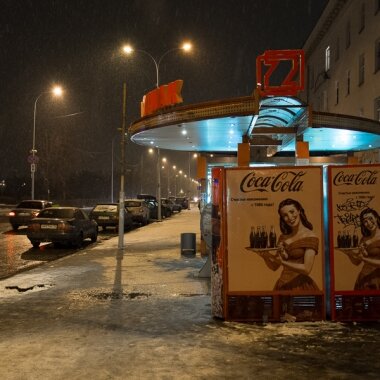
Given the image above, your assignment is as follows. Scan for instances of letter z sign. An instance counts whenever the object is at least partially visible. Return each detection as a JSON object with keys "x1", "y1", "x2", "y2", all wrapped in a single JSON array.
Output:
[{"x1": 256, "y1": 50, "x2": 305, "y2": 97}]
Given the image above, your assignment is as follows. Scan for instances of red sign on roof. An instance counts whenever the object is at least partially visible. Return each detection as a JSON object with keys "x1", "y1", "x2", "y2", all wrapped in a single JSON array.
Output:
[{"x1": 256, "y1": 49, "x2": 305, "y2": 97}]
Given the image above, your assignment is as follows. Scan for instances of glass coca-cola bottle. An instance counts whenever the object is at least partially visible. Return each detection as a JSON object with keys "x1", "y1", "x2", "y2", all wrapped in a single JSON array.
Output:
[
  {"x1": 352, "y1": 230, "x2": 358, "y2": 247},
  {"x1": 256, "y1": 226, "x2": 261, "y2": 248},
  {"x1": 337, "y1": 231, "x2": 342, "y2": 248},
  {"x1": 249, "y1": 226, "x2": 255, "y2": 248},
  {"x1": 269, "y1": 225, "x2": 276, "y2": 248}
]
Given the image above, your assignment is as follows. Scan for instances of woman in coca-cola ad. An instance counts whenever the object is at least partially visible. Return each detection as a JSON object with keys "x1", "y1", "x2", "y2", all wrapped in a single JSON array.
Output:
[
  {"x1": 256, "y1": 198, "x2": 320, "y2": 290},
  {"x1": 341, "y1": 207, "x2": 380, "y2": 290}
]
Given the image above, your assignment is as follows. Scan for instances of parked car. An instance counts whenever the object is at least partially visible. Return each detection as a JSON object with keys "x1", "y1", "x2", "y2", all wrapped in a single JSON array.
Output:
[
  {"x1": 146, "y1": 200, "x2": 171, "y2": 219},
  {"x1": 90, "y1": 203, "x2": 133, "y2": 231},
  {"x1": 8, "y1": 200, "x2": 53, "y2": 230},
  {"x1": 125, "y1": 199, "x2": 150, "y2": 225},
  {"x1": 167, "y1": 198, "x2": 182, "y2": 213},
  {"x1": 161, "y1": 198, "x2": 173, "y2": 218},
  {"x1": 27, "y1": 207, "x2": 98, "y2": 249},
  {"x1": 174, "y1": 197, "x2": 189, "y2": 209},
  {"x1": 161, "y1": 198, "x2": 182, "y2": 216}
]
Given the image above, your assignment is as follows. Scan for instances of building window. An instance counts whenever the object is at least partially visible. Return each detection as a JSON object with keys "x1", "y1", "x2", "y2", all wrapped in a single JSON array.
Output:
[
  {"x1": 346, "y1": 21, "x2": 351, "y2": 48},
  {"x1": 358, "y1": 53, "x2": 365, "y2": 85},
  {"x1": 325, "y1": 46, "x2": 331, "y2": 71},
  {"x1": 346, "y1": 70, "x2": 351, "y2": 95},
  {"x1": 359, "y1": 3, "x2": 365, "y2": 33},
  {"x1": 335, "y1": 81, "x2": 339, "y2": 104},
  {"x1": 335, "y1": 38, "x2": 340, "y2": 61},
  {"x1": 375, "y1": 97, "x2": 380, "y2": 121},
  {"x1": 308, "y1": 65, "x2": 315, "y2": 90},
  {"x1": 322, "y1": 90, "x2": 328, "y2": 111},
  {"x1": 376, "y1": 39, "x2": 380, "y2": 73}
]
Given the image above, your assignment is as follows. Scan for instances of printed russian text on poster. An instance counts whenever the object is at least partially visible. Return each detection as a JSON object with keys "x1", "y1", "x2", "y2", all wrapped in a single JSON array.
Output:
[
  {"x1": 226, "y1": 167, "x2": 324, "y2": 293},
  {"x1": 330, "y1": 165, "x2": 380, "y2": 292}
]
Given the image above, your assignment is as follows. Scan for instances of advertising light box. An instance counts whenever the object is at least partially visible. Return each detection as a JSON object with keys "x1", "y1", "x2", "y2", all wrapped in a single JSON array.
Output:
[
  {"x1": 226, "y1": 166, "x2": 324, "y2": 292},
  {"x1": 328, "y1": 165, "x2": 380, "y2": 321},
  {"x1": 213, "y1": 166, "x2": 325, "y2": 321}
]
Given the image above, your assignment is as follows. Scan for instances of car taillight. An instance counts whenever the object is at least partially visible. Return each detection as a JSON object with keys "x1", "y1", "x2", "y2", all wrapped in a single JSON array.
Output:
[
  {"x1": 28, "y1": 223, "x2": 41, "y2": 231},
  {"x1": 9, "y1": 211, "x2": 15, "y2": 217}
]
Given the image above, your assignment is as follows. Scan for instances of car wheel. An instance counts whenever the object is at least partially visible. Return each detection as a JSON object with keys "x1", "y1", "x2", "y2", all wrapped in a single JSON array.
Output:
[
  {"x1": 91, "y1": 230, "x2": 98, "y2": 242},
  {"x1": 31, "y1": 241, "x2": 40, "y2": 249},
  {"x1": 11, "y1": 224, "x2": 19, "y2": 231},
  {"x1": 74, "y1": 232, "x2": 84, "y2": 248}
]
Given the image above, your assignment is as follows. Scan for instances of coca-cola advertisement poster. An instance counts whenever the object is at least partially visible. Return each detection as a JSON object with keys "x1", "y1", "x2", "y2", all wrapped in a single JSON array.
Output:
[
  {"x1": 329, "y1": 165, "x2": 380, "y2": 293},
  {"x1": 225, "y1": 166, "x2": 324, "y2": 293}
]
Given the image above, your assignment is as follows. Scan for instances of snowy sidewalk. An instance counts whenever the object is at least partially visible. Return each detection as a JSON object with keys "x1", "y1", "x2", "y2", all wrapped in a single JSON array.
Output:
[{"x1": 1, "y1": 208, "x2": 380, "y2": 379}]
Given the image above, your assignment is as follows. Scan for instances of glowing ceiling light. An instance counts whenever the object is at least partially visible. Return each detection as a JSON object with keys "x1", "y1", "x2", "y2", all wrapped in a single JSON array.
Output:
[{"x1": 181, "y1": 129, "x2": 187, "y2": 135}]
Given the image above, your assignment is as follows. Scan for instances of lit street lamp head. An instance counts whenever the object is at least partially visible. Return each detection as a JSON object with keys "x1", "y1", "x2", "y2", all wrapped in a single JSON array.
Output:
[
  {"x1": 181, "y1": 42, "x2": 192, "y2": 52},
  {"x1": 52, "y1": 86, "x2": 63, "y2": 97}
]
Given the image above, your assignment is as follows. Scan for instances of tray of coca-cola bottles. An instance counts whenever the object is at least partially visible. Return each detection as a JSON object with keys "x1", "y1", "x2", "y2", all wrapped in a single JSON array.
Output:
[
  {"x1": 335, "y1": 230, "x2": 360, "y2": 251},
  {"x1": 245, "y1": 225, "x2": 278, "y2": 253}
]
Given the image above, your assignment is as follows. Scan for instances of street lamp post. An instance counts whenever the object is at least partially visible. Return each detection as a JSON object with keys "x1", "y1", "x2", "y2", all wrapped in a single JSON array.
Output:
[
  {"x1": 118, "y1": 83, "x2": 127, "y2": 249},
  {"x1": 122, "y1": 42, "x2": 192, "y2": 221},
  {"x1": 31, "y1": 86, "x2": 63, "y2": 200}
]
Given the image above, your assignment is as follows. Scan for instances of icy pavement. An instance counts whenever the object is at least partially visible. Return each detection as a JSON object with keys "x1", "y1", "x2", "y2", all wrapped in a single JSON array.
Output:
[{"x1": 1, "y1": 208, "x2": 380, "y2": 379}]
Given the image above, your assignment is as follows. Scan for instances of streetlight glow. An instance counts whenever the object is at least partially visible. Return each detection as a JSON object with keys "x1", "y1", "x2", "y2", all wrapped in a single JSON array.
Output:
[
  {"x1": 52, "y1": 86, "x2": 63, "y2": 97},
  {"x1": 182, "y1": 42, "x2": 192, "y2": 52},
  {"x1": 122, "y1": 45, "x2": 133, "y2": 55}
]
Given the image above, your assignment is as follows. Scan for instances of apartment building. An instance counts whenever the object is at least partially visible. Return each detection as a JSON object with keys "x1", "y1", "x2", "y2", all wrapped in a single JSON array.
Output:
[{"x1": 301, "y1": 0, "x2": 380, "y2": 122}]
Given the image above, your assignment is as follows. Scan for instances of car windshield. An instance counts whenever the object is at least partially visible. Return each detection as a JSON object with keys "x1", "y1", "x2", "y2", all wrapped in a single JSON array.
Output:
[
  {"x1": 125, "y1": 201, "x2": 141, "y2": 207},
  {"x1": 93, "y1": 204, "x2": 118, "y2": 212},
  {"x1": 38, "y1": 209, "x2": 75, "y2": 219},
  {"x1": 17, "y1": 201, "x2": 45, "y2": 209}
]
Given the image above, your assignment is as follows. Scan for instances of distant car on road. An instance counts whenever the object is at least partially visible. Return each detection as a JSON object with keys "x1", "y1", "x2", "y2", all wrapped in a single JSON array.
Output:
[
  {"x1": 125, "y1": 199, "x2": 150, "y2": 225},
  {"x1": 90, "y1": 203, "x2": 133, "y2": 231},
  {"x1": 8, "y1": 200, "x2": 53, "y2": 230},
  {"x1": 27, "y1": 207, "x2": 98, "y2": 249}
]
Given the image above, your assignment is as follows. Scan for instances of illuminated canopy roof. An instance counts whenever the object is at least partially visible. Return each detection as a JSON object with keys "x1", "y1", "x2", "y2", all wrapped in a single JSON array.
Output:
[{"x1": 129, "y1": 96, "x2": 380, "y2": 154}]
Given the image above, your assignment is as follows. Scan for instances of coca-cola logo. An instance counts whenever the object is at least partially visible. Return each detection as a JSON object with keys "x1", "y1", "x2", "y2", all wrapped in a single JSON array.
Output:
[
  {"x1": 240, "y1": 171, "x2": 305, "y2": 193},
  {"x1": 333, "y1": 170, "x2": 378, "y2": 186}
]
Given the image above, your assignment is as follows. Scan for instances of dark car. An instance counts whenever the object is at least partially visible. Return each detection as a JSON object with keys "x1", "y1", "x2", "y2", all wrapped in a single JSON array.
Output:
[
  {"x1": 27, "y1": 207, "x2": 98, "y2": 248},
  {"x1": 167, "y1": 198, "x2": 182, "y2": 213},
  {"x1": 8, "y1": 200, "x2": 53, "y2": 230},
  {"x1": 125, "y1": 199, "x2": 150, "y2": 225},
  {"x1": 175, "y1": 197, "x2": 189, "y2": 210},
  {"x1": 145, "y1": 199, "x2": 169, "y2": 220},
  {"x1": 161, "y1": 199, "x2": 173, "y2": 218},
  {"x1": 90, "y1": 203, "x2": 133, "y2": 231},
  {"x1": 161, "y1": 198, "x2": 182, "y2": 216}
]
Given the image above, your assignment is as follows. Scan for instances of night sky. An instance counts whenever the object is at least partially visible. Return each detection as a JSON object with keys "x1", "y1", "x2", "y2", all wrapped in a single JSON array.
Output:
[{"x1": 0, "y1": 0, "x2": 328, "y2": 199}]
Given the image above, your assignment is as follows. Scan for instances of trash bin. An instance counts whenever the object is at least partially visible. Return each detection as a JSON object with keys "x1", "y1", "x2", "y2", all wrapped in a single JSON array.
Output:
[{"x1": 180, "y1": 233, "x2": 196, "y2": 257}]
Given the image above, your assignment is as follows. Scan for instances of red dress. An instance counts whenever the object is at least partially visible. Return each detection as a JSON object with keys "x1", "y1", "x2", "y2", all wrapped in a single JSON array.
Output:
[{"x1": 274, "y1": 236, "x2": 319, "y2": 291}]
